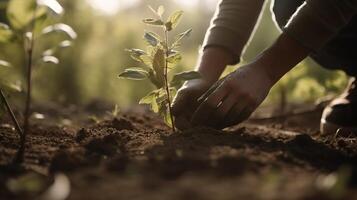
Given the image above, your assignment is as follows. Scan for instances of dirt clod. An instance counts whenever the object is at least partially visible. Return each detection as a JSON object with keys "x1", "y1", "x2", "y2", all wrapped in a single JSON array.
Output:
[
  {"x1": 111, "y1": 117, "x2": 135, "y2": 130},
  {"x1": 85, "y1": 134, "x2": 123, "y2": 156},
  {"x1": 76, "y1": 128, "x2": 88, "y2": 142}
]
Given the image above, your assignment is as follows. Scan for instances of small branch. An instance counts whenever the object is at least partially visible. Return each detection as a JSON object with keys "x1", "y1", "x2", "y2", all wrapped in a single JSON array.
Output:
[
  {"x1": 164, "y1": 30, "x2": 176, "y2": 132},
  {"x1": 18, "y1": 5, "x2": 38, "y2": 163},
  {"x1": 23, "y1": 45, "x2": 33, "y2": 137},
  {"x1": 0, "y1": 89, "x2": 23, "y2": 137}
]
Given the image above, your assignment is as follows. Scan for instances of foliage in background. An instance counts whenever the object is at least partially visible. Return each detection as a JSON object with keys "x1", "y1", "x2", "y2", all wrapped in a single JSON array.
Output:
[
  {"x1": 0, "y1": 0, "x2": 348, "y2": 112},
  {"x1": 119, "y1": 6, "x2": 200, "y2": 131},
  {"x1": 0, "y1": 0, "x2": 76, "y2": 163}
]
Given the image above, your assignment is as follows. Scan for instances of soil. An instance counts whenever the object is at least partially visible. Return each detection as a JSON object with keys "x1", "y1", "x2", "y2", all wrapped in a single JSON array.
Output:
[{"x1": 0, "y1": 104, "x2": 357, "y2": 200}]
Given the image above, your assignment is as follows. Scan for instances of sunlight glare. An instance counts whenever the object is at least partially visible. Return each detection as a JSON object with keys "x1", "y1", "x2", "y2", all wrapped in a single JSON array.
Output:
[
  {"x1": 87, "y1": 0, "x2": 139, "y2": 15},
  {"x1": 175, "y1": 0, "x2": 199, "y2": 7}
]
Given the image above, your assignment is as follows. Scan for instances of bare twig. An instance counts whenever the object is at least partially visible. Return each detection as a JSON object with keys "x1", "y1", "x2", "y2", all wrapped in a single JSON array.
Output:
[
  {"x1": 0, "y1": 89, "x2": 23, "y2": 137},
  {"x1": 17, "y1": 5, "x2": 38, "y2": 163}
]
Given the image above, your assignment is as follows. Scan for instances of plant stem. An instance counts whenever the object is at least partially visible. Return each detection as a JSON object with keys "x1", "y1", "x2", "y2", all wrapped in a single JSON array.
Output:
[
  {"x1": 23, "y1": 38, "x2": 34, "y2": 135},
  {"x1": 19, "y1": 6, "x2": 38, "y2": 163},
  {"x1": 0, "y1": 89, "x2": 23, "y2": 137},
  {"x1": 164, "y1": 30, "x2": 176, "y2": 132}
]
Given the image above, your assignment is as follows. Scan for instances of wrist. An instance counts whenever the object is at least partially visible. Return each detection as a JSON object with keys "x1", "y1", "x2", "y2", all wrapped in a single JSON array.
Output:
[{"x1": 196, "y1": 46, "x2": 235, "y2": 83}]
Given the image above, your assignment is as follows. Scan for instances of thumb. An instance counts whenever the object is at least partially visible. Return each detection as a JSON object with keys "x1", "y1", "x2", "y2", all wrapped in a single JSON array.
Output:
[{"x1": 172, "y1": 90, "x2": 190, "y2": 116}]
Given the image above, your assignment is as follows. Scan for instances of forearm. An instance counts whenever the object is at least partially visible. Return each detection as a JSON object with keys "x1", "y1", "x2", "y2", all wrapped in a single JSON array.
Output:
[
  {"x1": 203, "y1": 0, "x2": 266, "y2": 65},
  {"x1": 198, "y1": 0, "x2": 266, "y2": 83},
  {"x1": 255, "y1": 33, "x2": 310, "y2": 85}
]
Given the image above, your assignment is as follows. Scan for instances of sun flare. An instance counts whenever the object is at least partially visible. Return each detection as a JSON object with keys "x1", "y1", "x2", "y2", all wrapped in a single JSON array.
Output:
[
  {"x1": 175, "y1": 0, "x2": 199, "y2": 7},
  {"x1": 87, "y1": 0, "x2": 139, "y2": 15}
]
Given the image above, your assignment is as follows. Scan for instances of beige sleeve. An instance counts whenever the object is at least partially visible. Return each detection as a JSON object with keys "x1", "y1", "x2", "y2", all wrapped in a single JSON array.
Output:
[
  {"x1": 202, "y1": 0, "x2": 266, "y2": 64},
  {"x1": 284, "y1": 0, "x2": 357, "y2": 52}
]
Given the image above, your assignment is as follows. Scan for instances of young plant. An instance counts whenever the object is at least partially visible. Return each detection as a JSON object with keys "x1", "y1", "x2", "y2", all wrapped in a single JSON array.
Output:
[
  {"x1": 119, "y1": 6, "x2": 201, "y2": 132},
  {"x1": 0, "y1": 0, "x2": 76, "y2": 163}
]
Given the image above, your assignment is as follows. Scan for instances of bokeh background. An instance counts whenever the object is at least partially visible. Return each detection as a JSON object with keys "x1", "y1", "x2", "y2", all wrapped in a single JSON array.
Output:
[{"x1": 0, "y1": 0, "x2": 349, "y2": 111}]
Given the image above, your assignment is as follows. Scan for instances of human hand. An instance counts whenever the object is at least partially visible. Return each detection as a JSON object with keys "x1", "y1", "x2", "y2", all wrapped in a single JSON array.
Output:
[
  {"x1": 172, "y1": 78, "x2": 214, "y2": 129},
  {"x1": 172, "y1": 47, "x2": 235, "y2": 130},
  {"x1": 191, "y1": 63, "x2": 274, "y2": 129}
]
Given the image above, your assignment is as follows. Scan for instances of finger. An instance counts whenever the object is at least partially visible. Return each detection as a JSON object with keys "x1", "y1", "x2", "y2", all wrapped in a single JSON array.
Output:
[
  {"x1": 226, "y1": 106, "x2": 254, "y2": 127},
  {"x1": 234, "y1": 107, "x2": 253, "y2": 124},
  {"x1": 221, "y1": 101, "x2": 248, "y2": 128},
  {"x1": 191, "y1": 86, "x2": 229, "y2": 126},
  {"x1": 197, "y1": 78, "x2": 224, "y2": 104},
  {"x1": 172, "y1": 90, "x2": 191, "y2": 116},
  {"x1": 208, "y1": 94, "x2": 237, "y2": 127}
]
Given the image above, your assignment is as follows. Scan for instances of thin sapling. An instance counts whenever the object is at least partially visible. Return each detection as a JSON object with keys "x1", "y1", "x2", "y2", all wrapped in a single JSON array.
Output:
[
  {"x1": 119, "y1": 6, "x2": 201, "y2": 132},
  {"x1": 0, "y1": 0, "x2": 76, "y2": 163}
]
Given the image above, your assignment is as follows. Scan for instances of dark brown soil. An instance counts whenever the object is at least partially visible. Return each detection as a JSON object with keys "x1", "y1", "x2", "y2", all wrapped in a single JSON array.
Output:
[{"x1": 0, "y1": 106, "x2": 357, "y2": 200}]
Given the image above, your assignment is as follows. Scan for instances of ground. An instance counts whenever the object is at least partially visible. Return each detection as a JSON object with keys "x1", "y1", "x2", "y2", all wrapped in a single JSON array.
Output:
[{"x1": 0, "y1": 103, "x2": 357, "y2": 200}]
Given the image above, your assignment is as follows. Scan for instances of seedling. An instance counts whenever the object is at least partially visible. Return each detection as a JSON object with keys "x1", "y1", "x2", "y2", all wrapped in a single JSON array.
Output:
[
  {"x1": 119, "y1": 6, "x2": 201, "y2": 132},
  {"x1": 0, "y1": 0, "x2": 76, "y2": 163},
  {"x1": 106, "y1": 104, "x2": 120, "y2": 118}
]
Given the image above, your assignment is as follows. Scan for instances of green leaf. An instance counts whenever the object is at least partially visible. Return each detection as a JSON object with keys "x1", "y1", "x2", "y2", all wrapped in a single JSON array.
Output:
[
  {"x1": 152, "y1": 48, "x2": 166, "y2": 87},
  {"x1": 165, "y1": 10, "x2": 183, "y2": 31},
  {"x1": 0, "y1": 23, "x2": 15, "y2": 43},
  {"x1": 158, "y1": 100, "x2": 173, "y2": 127},
  {"x1": 7, "y1": 81, "x2": 22, "y2": 92},
  {"x1": 1, "y1": 80, "x2": 23, "y2": 93},
  {"x1": 43, "y1": 39, "x2": 72, "y2": 56},
  {"x1": 141, "y1": 55, "x2": 153, "y2": 66},
  {"x1": 37, "y1": 0, "x2": 63, "y2": 15},
  {"x1": 0, "y1": 60, "x2": 12, "y2": 68},
  {"x1": 58, "y1": 40, "x2": 72, "y2": 48},
  {"x1": 139, "y1": 90, "x2": 160, "y2": 112},
  {"x1": 163, "y1": 109, "x2": 173, "y2": 127},
  {"x1": 126, "y1": 48, "x2": 146, "y2": 62},
  {"x1": 167, "y1": 53, "x2": 182, "y2": 65},
  {"x1": 7, "y1": 0, "x2": 47, "y2": 30},
  {"x1": 170, "y1": 71, "x2": 201, "y2": 87},
  {"x1": 155, "y1": 87, "x2": 176, "y2": 126},
  {"x1": 142, "y1": 18, "x2": 164, "y2": 26},
  {"x1": 42, "y1": 23, "x2": 77, "y2": 39},
  {"x1": 42, "y1": 49, "x2": 54, "y2": 56},
  {"x1": 144, "y1": 31, "x2": 159, "y2": 47},
  {"x1": 125, "y1": 48, "x2": 153, "y2": 67},
  {"x1": 42, "y1": 55, "x2": 59, "y2": 64},
  {"x1": 125, "y1": 67, "x2": 149, "y2": 74},
  {"x1": 118, "y1": 68, "x2": 149, "y2": 80},
  {"x1": 139, "y1": 91, "x2": 156, "y2": 104},
  {"x1": 148, "y1": 70, "x2": 162, "y2": 89},
  {"x1": 172, "y1": 29, "x2": 192, "y2": 48}
]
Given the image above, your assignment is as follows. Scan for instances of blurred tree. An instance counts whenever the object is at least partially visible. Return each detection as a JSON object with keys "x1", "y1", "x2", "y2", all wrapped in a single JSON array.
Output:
[{"x1": 1, "y1": 0, "x2": 347, "y2": 110}]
